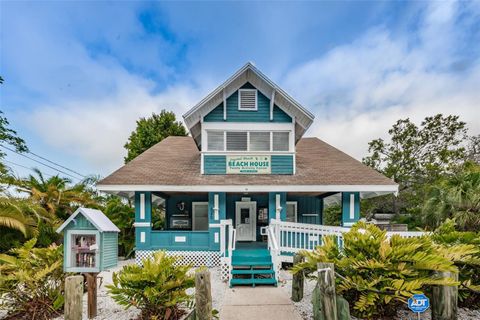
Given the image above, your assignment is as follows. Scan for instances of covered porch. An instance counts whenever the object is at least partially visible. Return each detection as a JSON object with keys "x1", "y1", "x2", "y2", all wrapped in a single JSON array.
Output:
[{"x1": 131, "y1": 190, "x2": 363, "y2": 254}]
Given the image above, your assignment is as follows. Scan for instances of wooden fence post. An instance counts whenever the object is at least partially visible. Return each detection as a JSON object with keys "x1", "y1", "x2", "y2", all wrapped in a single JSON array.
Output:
[
  {"x1": 195, "y1": 268, "x2": 212, "y2": 320},
  {"x1": 85, "y1": 273, "x2": 98, "y2": 319},
  {"x1": 292, "y1": 253, "x2": 304, "y2": 302},
  {"x1": 432, "y1": 271, "x2": 458, "y2": 320},
  {"x1": 312, "y1": 262, "x2": 337, "y2": 320},
  {"x1": 65, "y1": 275, "x2": 83, "y2": 320}
]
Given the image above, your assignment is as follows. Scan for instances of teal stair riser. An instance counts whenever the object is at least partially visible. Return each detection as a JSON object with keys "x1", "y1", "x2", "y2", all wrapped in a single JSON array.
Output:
[{"x1": 230, "y1": 249, "x2": 277, "y2": 287}]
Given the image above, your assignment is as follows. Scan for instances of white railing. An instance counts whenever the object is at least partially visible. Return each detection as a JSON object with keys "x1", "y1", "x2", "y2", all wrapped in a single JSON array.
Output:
[
  {"x1": 266, "y1": 223, "x2": 280, "y2": 281},
  {"x1": 219, "y1": 219, "x2": 236, "y2": 258},
  {"x1": 269, "y1": 219, "x2": 426, "y2": 255}
]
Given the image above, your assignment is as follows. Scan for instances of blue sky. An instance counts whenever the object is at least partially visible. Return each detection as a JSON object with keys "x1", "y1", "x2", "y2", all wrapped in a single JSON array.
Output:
[{"x1": 1, "y1": 1, "x2": 479, "y2": 180}]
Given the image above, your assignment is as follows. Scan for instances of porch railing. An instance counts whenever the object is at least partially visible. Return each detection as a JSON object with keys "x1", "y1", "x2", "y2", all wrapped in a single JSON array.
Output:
[
  {"x1": 268, "y1": 219, "x2": 427, "y2": 255},
  {"x1": 219, "y1": 219, "x2": 235, "y2": 258},
  {"x1": 266, "y1": 222, "x2": 280, "y2": 281}
]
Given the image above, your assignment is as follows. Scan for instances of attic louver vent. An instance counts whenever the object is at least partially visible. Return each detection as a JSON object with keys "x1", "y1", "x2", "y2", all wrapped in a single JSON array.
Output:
[{"x1": 238, "y1": 89, "x2": 257, "y2": 110}]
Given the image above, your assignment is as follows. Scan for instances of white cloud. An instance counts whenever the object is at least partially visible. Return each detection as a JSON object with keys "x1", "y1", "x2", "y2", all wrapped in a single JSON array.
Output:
[{"x1": 283, "y1": 1, "x2": 480, "y2": 161}]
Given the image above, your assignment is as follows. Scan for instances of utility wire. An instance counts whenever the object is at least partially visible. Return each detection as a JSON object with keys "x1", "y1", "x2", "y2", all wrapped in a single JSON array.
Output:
[
  {"x1": 0, "y1": 145, "x2": 82, "y2": 181},
  {"x1": 2, "y1": 159, "x2": 56, "y2": 178},
  {"x1": 26, "y1": 149, "x2": 87, "y2": 178}
]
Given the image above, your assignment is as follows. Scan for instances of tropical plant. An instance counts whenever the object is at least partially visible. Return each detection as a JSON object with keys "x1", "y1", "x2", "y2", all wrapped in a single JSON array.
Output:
[
  {"x1": 124, "y1": 110, "x2": 187, "y2": 163},
  {"x1": 0, "y1": 238, "x2": 64, "y2": 319},
  {"x1": 422, "y1": 162, "x2": 480, "y2": 231},
  {"x1": 431, "y1": 219, "x2": 480, "y2": 308},
  {"x1": 11, "y1": 168, "x2": 98, "y2": 221},
  {"x1": 291, "y1": 222, "x2": 470, "y2": 319},
  {"x1": 107, "y1": 251, "x2": 194, "y2": 320},
  {"x1": 103, "y1": 196, "x2": 135, "y2": 258}
]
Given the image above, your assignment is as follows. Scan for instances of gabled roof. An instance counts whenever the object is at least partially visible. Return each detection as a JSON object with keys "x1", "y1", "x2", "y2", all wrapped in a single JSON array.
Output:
[
  {"x1": 56, "y1": 207, "x2": 120, "y2": 233},
  {"x1": 183, "y1": 62, "x2": 315, "y2": 147},
  {"x1": 97, "y1": 136, "x2": 398, "y2": 196}
]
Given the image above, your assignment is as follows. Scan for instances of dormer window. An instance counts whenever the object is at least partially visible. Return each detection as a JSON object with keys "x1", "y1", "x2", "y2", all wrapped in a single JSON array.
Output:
[{"x1": 238, "y1": 89, "x2": 257, "y2": 111}]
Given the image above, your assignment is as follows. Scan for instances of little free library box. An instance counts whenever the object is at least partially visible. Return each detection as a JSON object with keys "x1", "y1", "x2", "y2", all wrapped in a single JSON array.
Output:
[{"x1": 56, "y1": 207, "x2": 120, "y2": 273}]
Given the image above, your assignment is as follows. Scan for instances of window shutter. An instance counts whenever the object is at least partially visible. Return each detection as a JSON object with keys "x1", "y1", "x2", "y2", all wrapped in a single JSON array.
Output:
[
  {"x1": 238, "y1": 89, "x2": 257, "y2": 110},
  {"x1": 207, "y1": 131, "x2": 224, "y2": 151},
  {"x1": 272, "y1": 132, "x2": 289, "y2": 151},
  {"x1": 249, "y1": 132, "x2": 270, "y2": 151},
  {"x1": 226, "y1": 132, "x2": 248, "y2": 151}
]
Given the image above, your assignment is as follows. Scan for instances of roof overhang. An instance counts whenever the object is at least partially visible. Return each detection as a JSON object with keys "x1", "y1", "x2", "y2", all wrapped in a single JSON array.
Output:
[
  {"x1": 183, "y1": 62, "x2": 315, "y2": 148},
  {"x1": 97, "y1": 184, "x2": 398, "y2": 194}
]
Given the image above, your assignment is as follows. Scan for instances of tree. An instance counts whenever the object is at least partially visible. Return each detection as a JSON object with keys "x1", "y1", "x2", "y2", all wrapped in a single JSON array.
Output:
[
  {"x1": 422, "y1": 162, "x2": 480, "y2": 231},
  {"x1": 124, "y1": 110, "x2": 187, "y2": 163},
  {"x1": 363, "y1": 114, "x2": 470, "y2": 215},
  {"x1": 364, "y1": 114, "x2": 468, "y2": 187}
]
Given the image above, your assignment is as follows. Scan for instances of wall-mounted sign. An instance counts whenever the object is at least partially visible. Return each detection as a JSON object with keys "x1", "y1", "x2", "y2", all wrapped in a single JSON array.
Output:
[{"x1": 226, "y1": 155, "x2": 271, "y2": 174}]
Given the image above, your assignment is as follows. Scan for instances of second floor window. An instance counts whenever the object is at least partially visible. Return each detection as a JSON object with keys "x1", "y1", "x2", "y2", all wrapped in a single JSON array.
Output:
[
  {"x1": 226, "y1": 132, "x2": 248, "y2": 151},
  {"x1": 207, "y1": 130, "x2": 291, "y2": 152}
]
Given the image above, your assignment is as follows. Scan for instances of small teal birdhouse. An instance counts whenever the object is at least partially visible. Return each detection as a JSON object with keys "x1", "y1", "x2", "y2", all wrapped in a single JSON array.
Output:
[{"x1": 56, "y1": 207, "x2": 120, "y2": 273}]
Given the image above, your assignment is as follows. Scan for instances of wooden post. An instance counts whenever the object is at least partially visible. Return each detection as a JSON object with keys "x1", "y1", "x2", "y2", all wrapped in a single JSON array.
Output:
[
  {"x1": 85, "y1": 273, "x2": 98, "y2": 319},
  {"x1": 312, "y1": 262, "x2": 337, "y2": 320},
  {"x1": 432, "y1": 271, "x2": 458, "y2": 320},
  {"x1": 195, "y1": 269, "x2": 212, "y2": 320},
  {"x1": 291, "y1": 253, "x2": 304, "y2": 302},
  {"x1": 65, "y1": 275, "x2": 83, "y2": 320}
]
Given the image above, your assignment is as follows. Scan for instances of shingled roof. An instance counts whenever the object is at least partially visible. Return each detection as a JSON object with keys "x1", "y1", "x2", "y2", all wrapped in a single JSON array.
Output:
[{"x1": 97, "y1": 136, "x2": 397, "y2": 194}]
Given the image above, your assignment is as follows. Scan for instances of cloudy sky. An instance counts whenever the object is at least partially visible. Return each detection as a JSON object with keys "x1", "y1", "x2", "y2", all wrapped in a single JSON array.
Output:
[{"x1": 1, "y1": 1, "x2": 479, "y2": 181}]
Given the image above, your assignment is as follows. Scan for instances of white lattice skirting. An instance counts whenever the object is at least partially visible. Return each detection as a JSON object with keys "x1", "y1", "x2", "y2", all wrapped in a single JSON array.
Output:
[{"x1": 135, "y1": 250, "x2": 221, "y2": 267}]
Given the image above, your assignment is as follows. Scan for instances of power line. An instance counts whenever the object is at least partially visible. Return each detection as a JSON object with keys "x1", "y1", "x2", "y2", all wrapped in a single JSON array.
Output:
[
  {"x1": 0, "y1": 145, "x2": 82, "y2": 181},
  {"x1": 2, "y1": 159, "x2": 56, "y2": 178},
  {"x1": 26, "y1": 149, "x2": 87, "y2": 178}
]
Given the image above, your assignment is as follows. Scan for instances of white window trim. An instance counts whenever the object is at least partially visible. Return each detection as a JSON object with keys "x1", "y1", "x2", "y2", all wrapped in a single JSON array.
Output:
[
  {"x1": 238, "y1": 89, "x2": 258, "y2": 111},
  {"x1": 286, "y1": 201, "x2": 298, "y2": 222},
  {"x1": 205, "y1": 129, "x2": 292, "y2": 152},
  {"x1": 65, "y1": 229, "x2": 101, "y2": 272},
  {"x1": 192, "y1": 202, "x2": 209, "y2": 231}
]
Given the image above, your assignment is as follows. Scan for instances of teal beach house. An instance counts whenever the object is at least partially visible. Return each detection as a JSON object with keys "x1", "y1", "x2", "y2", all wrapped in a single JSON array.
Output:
[{"x1": 97, "y1": 63, "x2": 398, "y2": 286}]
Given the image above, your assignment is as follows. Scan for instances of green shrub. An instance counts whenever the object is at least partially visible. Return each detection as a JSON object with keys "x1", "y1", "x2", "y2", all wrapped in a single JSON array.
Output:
[
  {"x1": 432, "y1": 219, "x2": 480, "y2": 308},
  {"x1": 0, "y1": 238, "x2": 64, "y2": 319},
  {"x1": 292, "y1": 222, "x2": 472, "y2": 319},
  {"x1": 107, "y1": 251, "x2": 194, "y2": 320}
]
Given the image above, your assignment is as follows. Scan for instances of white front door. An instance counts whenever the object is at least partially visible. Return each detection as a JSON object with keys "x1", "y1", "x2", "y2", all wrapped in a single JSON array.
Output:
[{"x1": 235, "y1": 201, "x2": 256, "y2": 241}]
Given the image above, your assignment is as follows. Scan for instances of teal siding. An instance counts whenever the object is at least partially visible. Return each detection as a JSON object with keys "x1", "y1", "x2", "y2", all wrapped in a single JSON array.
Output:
[
  {"x1": 342, "y1": 192, "x2": 360, "y2": 226},
  {"x1": 204, "y1": 155, "x2": 294, "y2": 175},
  {"x1": 165, "y1": 194, "x2": 209, "y2": 231},
  {"x1": 135, "y1": 192, "x2": 152, "y2": 222},
  {"x1": 271, "y1": 155, "x2": 294, "y2": 174},
  {"x1": 287, "y1": 196, "x2": 323, "y2": 224},
  {"x1": 64, "y1": 214, "x2": 96, "y2": 231},
  {"x1": 204, "y1": 155, "x2": 227, "y2": 174},
  {"x1": 150, "y1": 231, "x2": 211, "y2": 250},
  {"x1": 269, "y1": 192, "x2": 287, "y2": 221},
  {"x1": 204, "y1": 83, "x2": 291, "y2": 123},
  {"x1": 102, "y1": 232, "x2": 118, "y2": 269}
]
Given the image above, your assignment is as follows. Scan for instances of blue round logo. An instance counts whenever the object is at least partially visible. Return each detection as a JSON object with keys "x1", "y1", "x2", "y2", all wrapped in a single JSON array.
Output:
[{"x1": 408, "y1": 293, "x2": 430, "y2": 313}]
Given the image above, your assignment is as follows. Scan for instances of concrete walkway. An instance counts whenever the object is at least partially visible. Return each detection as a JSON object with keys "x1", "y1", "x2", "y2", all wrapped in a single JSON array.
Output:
[{"x1": 219, "y1": 286, "x2": 303, "y2": 320}]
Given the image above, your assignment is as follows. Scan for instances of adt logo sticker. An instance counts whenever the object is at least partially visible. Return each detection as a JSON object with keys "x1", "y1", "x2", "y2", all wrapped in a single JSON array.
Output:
[{"x1": 408, "y1": 293, "x2": 430, "y2": 313}]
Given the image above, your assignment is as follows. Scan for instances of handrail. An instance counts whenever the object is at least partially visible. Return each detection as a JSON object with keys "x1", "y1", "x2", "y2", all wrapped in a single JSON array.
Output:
[{"x1": 272, "y1": 219, "x2": 427, "y2": 254}]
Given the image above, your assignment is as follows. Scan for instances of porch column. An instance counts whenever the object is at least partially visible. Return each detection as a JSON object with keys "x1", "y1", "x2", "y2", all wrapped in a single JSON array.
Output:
[
  {"x1": 341, "y1": 192, "x2": 360, "y2": 227},
  {"x1": 134, "y1": 191, "x2": 152, "y2": 248},
  {"x1": 269, "y1": 192, "x2": 286, "y2": 221},
  {"x1": 208, "y1": 192, "x2": 226, "y2": 250}
]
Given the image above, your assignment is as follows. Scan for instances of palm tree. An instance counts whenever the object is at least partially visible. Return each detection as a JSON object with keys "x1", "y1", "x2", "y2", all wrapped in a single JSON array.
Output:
[
  {"x1": 12, "y1": 168, "x2": 98, "y2": 220},
  {"x1": 0, "y1": 197, "x2": 53, "y2": 237},
  {"x1": 422, "y1": 163, "x2": 480, "y2": 231}
]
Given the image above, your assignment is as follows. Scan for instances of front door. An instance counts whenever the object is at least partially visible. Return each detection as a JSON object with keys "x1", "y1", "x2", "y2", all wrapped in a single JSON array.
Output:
[{"x1": 235, "y1": 201, "x2": 256, "y2": 241}]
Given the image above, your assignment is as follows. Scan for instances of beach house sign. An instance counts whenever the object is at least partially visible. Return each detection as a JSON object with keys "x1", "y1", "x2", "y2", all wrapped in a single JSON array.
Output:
[{"x1": 226, "y1": 155, "x2": 271, "y2": 174}]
